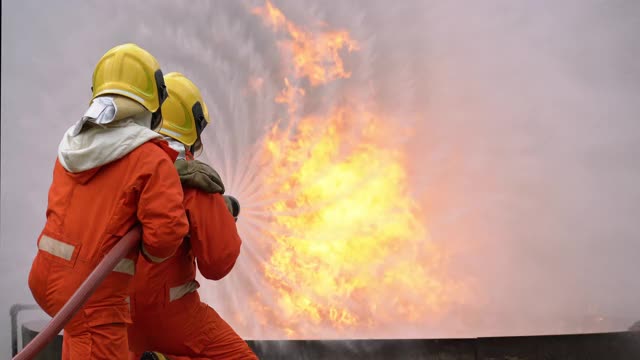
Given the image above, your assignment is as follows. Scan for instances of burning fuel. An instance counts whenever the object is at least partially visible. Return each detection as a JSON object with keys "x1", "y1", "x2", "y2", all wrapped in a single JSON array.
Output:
[{"x1": 238, "y1": 1, "x2": 467, "y2": 337}]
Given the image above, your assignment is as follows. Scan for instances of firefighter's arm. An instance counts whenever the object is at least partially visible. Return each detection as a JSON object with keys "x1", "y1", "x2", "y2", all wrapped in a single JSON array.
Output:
[
  {"x1": 189, "y1": 191, "x2": 242, "y2": 280},
  {"x1": 137, "y1": 145, "x2": 189, "y2": 262}
]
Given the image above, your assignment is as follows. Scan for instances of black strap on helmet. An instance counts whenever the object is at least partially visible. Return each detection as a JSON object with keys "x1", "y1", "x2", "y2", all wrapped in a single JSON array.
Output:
[
  {"x1": 190, "y1": 101, "x2": 208, "y2": 153},
  {"x1": 192, "y1": 102, "x2": 207, "y2": 137},
  {"x1": 155, "y1": 69, "x2": 168, "y2": 105},
  {"x1": 150, "y1": 69, "x2": 168, "y2": 129}
]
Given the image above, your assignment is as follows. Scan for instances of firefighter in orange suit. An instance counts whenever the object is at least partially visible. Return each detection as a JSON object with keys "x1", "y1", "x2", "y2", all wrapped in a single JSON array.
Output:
[
  {"x1": 28, "y1": 44, "x2": 190, "y2": 359},
  {"x1": 127, "y1": 73, "x2": 257, "y2": 360}
]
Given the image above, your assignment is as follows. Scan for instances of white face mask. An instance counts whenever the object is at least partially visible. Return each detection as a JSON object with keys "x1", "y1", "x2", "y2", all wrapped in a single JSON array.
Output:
[
  {"x1": 163, "y1": 136, "x2": 187, "y2": 160},
  {"x1": 70, "y1": 96, "x2": 118, "y2": 136}
]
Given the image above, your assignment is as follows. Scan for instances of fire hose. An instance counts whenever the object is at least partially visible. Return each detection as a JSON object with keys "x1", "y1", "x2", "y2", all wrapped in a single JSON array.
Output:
[{"x1": 13, "y1": 226, "x2": 142, "y2": 360}]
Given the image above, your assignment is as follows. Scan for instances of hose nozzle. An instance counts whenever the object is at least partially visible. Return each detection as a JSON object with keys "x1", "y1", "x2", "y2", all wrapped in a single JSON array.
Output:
[{"x1": 223, "y1": 195, "x2": 240, "y2": 221}]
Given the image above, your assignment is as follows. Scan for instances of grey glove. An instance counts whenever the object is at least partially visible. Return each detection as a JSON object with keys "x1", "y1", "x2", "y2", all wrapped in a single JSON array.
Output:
[{"x1": 174, "y1": 159, "x2": 225, "y2": 194}]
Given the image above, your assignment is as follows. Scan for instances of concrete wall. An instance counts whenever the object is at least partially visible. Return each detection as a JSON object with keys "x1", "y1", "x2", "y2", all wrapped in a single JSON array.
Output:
[
  {"x1": 246, "y1": 332, "x2": 640, "y2": 359},
  {"x1": 19, "y1": 324, "x2": 640, "y2": 359}
]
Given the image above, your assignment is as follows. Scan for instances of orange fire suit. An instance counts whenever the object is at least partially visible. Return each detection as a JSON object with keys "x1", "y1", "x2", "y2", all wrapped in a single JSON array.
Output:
[
  {"x1": 28, "y1": 141, "x2": 189, "y2": 359},
  {"x1": 128, "y1": 188, "x2": 257, "y2": 359}
]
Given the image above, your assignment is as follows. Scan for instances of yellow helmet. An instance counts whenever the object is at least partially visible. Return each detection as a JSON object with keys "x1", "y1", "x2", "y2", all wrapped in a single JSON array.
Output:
[
  {"x1": 159, "y1": 72, "x2": 210, "y2": 151},
  {"x1": 91, "y1": 43, "x2": 168, "y2": 114}
]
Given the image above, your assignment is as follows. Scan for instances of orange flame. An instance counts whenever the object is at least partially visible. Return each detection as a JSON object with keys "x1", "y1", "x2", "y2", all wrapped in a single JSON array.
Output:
[
  {"x1": 252, "y1": 0, "x2": 359, "y2": 86},
  {"x1": 258, "y1": 110, "x2": 457, "y2": 335},
  {"x1": 274, "y1": 77, "x2": 305, "y2": 116},
  {"x1": 249, "y1": 1, "x2": 463, "y2": 337}
]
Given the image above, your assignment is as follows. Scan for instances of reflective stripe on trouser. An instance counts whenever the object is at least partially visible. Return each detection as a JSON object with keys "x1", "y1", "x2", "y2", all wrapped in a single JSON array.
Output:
[
  {"x1": 169, "y1": 281, "x2": 199, "y2": 302},
  {"x1": 141, "y1": 244, "x2": 171, "y2": 263},
  {"x1": 38, "y1": 235, "x2": 135, "y2": 275}
]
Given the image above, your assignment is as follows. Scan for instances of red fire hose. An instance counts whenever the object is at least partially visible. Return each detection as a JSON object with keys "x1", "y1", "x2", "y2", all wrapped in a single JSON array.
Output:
[{"x1": 13, "y1": 226, "x2": 142, "y2": 360}]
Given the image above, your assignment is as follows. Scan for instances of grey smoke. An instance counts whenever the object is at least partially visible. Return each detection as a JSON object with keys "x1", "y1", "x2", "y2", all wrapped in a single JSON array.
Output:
[{"x1": 2, "y1": 0, "x2": 640, "y2": 356}]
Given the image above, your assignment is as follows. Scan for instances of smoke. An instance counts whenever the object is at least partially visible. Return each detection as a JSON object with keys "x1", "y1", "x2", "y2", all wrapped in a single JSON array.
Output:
[
  {"x1": 1, "y1": 0, "x2": 639, "y2": 356},
  {"x1": 404, "y1": 0, "x2": 640, "y2": 336}
]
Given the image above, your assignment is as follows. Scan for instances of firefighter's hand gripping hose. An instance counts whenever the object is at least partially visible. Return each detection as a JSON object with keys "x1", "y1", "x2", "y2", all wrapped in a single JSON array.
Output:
[
  {"x1": 175, "y1": 159, "x2": 225, "y2": 194},
  {"x1": 13, "y1": 226, "x2": 142, "y2": 360}
]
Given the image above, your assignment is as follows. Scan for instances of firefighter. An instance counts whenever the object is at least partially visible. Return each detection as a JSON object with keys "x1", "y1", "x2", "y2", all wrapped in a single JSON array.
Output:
[
  {"x1": 28, "y1": 44, "x2": 189, "y2": 359},
  {"x1": 127, "y1": 72, "x2": 257, "y2": 360}
]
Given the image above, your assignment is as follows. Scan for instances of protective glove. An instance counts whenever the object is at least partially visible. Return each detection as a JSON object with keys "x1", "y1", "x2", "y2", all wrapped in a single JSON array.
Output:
[{"x1": 174, "y1": 159, "x2": 225, "y2": 194}]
